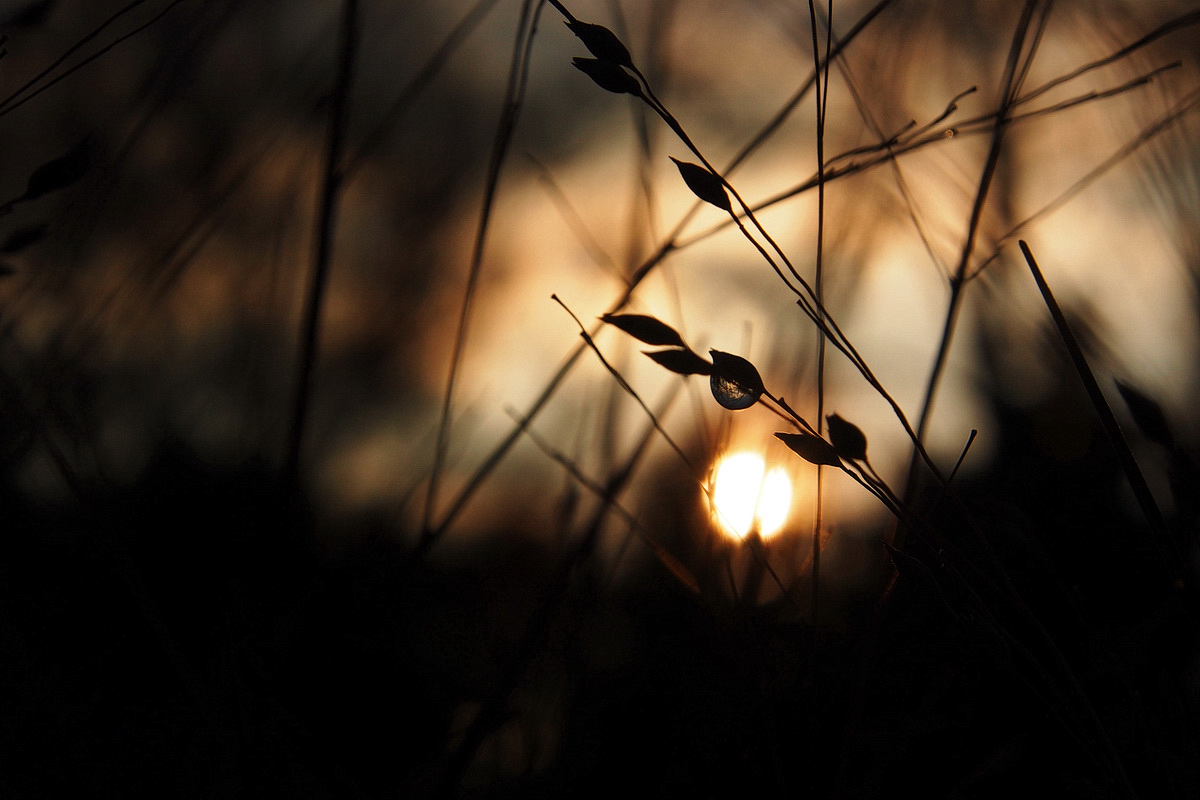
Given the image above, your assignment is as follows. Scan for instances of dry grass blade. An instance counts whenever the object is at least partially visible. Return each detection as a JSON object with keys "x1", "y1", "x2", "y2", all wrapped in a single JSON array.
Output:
[{"x1": 1017, "y1": 240, "x2": 1177, "y2": 569}]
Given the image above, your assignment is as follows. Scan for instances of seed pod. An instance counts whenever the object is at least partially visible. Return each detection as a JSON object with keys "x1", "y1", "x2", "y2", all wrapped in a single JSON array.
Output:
[
  {"x1": 644, "y1": 348, "x2": 712, "y2": 376},
  {"x1": 566, "y1": 20, "x2": 633, "y2": 68},
  {"x1": 572, "y1": 57, "x2": 641, "y2": 96},
  {"x1": 601, "y1": 313, "x2": 686, "y2": 347},
  {"x1": 669, "y1": 157, "x2": 730, "y2": 212},
  {"x1": 826, "y1": 414, "x2": 868, "y2": 461},
  {"x1": 775, "y1": 432, "x2": 841, "y2": 467}
]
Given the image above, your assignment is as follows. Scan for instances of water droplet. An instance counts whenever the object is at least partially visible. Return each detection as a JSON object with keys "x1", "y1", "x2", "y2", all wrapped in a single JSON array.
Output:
[{"x1": 711, "y1": 374, "x2": 757, "y2": 410}]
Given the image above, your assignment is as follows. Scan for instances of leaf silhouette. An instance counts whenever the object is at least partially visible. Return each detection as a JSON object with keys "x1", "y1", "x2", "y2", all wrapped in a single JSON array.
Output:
[
  {"x1": 708, "y1": 350, "x2": 764, "y2": 410},
  {"x1": 0, "y1": 263, "x2": 15, "y2": 278},
  {"x1": 23, "y1": 134, "x2": 96, "y2": 201},
  {"x1": 644, "y1": 348, "x2": 712, "y2": 376},
  {"x1": 601, "y1": 313, "x2": 686, "y2": 347},
  {"x1": 1115, "y1": 380, "x2": 1174, "y2": 449},
  {"x1": 572, "y1": 57, "x2": 641, "y2": 96},
  {"x1": 669, "y1": 157, "x2": 730, "y2": 212},
  {"x1": 775, "y1": 432, "x2": 841, "y2": 467},
  {"x1": 0, "y1": 223, "x2": 49, "y2": 254},
  {"x1": 566, "y1": 20, "x2": 632, "y2": 68},
  {"x1": 826, "y1": 414, "x2": 868, "y2": 461}
]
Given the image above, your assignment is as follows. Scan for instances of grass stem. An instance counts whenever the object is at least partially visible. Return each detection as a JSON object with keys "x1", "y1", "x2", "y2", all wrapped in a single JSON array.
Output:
[
  {"x1": 283, "y1": 0, "x2": 359, "y2": 496},
  {"x1": 900, "y1": 0, "x2": 1036, "y2": 546},
  {"x1": 1018, "y1": 240, "x2": 1174, "y2": 562},
  {"x1": 419, "y1": 0, "x2": 543, "y2": 552}
]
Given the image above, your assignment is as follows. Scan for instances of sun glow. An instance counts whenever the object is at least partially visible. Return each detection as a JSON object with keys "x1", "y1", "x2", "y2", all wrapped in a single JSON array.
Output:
[{"x1": 711, "y1": 451, "x2": 793, "y2": 540}]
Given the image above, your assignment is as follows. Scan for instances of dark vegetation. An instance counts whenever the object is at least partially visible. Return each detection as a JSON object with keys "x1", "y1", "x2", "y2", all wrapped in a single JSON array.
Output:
[{"x1": 1, "y1": 0, "x2": 1199, "y2": 797}]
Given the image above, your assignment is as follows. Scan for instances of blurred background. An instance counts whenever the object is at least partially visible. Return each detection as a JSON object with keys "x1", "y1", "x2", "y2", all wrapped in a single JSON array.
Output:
[
  {"x1": 1, "y1": 0, "x2": 1198, "y2": 795},
  {"x1": 0, "y1": 0, "x2": 1196, "y2": 536}
]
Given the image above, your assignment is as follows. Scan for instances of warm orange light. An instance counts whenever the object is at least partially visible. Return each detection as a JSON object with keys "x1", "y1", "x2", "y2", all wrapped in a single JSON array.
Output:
[{"x1": 710, "y1": 451, "x2": 793, "y2": 540}]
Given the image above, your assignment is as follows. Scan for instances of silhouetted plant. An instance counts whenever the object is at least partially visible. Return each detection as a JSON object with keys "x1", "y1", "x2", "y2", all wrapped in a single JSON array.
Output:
[{"x1": 2, "y1": 2, "x2": 1199, "y2": 798}]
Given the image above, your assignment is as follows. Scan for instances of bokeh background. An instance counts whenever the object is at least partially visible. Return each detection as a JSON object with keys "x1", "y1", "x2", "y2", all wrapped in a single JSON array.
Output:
[
  {"x1": 1, "y1": 0, "x2": 1197, "y2": 535},
  {"x1": 1, "y1": 0, "x2": 1198, "y2": 796}
]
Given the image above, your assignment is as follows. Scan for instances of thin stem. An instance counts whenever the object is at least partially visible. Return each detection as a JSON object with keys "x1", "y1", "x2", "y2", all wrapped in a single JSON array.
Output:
[
  {"x1": 419, "y1": 0, "x2": 542, "y2": 549},
  {"x1": 0, "y1": 0, "x2": 149, "y2": 115},
  {"x1": 633, "y1": 81, "x2": 964, "y2": 486},
  {"x1": 423, "y1": 0, "x2": 895, "y2": 545},
  {"x1": 283, "y1": 0, "x2": 359, "y2": 495},
  {"x1": 437, "y1": 388, "x2": 696, "y2": 796},
  {"x1": 345, "y1": 0, "x2": 503, "y2": 174},
  {"x1": 900, "y1": 0, "x2": 1037, "y2": 545},
  {"x1": 803, "y1": 0, "x2": 832, "y2": 626},
  {"x1": 969, "y1": 82, "x2": 1200, "y2": 281},
  {"x1": 551, "y1": 295, "x2": 697, "y2": 475},
  {"x1": 506, "y1": 403, "x2": 697, "y2": 593},
  {"x1": 0, "y1": 1, "x2": 188, "y2": 120},
  {"x1": 1012, "y1": 8, "x2": 1200, "y2": 110},
  {"x1": 1018, "y1": 241, "x2": 1173, "y2": 560}
]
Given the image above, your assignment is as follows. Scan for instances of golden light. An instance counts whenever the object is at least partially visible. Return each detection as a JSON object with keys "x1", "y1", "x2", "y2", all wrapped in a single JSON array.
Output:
[{"x1": 710, "y1": 451, "x2": 793, "y2": 540}]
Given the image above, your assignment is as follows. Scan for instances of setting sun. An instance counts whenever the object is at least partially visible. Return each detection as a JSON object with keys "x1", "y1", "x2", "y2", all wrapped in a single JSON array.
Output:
[{"x1": 710, "y1": 451, "x2": 793, "y2": 540}]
